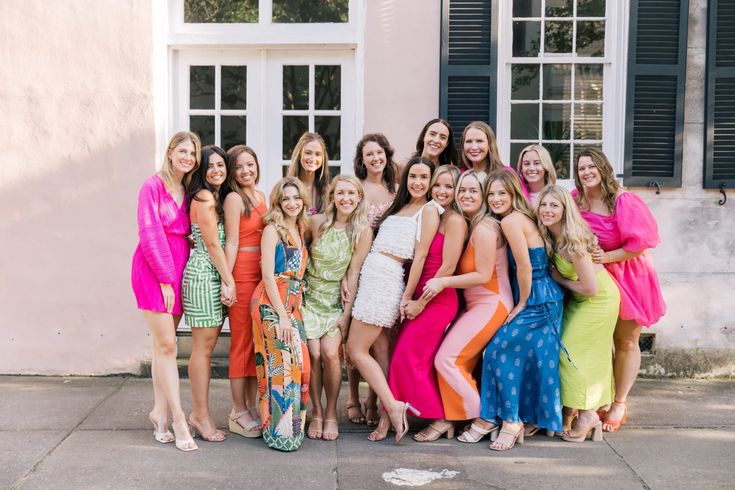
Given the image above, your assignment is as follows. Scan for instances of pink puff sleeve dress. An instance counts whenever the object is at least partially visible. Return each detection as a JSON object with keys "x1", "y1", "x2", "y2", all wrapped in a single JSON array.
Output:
[
  {"x1": 578, "y1": 191, "x2": 666, "y2": 327},
  {"x1": 131, "y1": 175, "x2": 191, "y2": 315}
]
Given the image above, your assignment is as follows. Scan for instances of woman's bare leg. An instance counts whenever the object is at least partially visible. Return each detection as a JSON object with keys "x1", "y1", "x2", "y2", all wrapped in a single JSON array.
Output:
[
  {"x1": 604, "y1": 319, "x2": 641, "y2": 430},
  {"x1": 188, "y1": 326, "x2": 222, "y2": 436}
]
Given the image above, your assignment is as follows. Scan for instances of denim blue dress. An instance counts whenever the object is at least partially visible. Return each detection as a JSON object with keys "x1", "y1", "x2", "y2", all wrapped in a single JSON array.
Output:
[{"x1": 480, "y1": 247, "x2": 565, "y2": 432}]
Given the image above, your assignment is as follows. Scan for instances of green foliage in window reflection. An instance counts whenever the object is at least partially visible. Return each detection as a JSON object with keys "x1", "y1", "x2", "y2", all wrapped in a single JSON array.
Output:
[
  {"x1": 272, "y1": 0, "x2": 348, "y2": 23},
  {"x1": 184, "y1": 0, "x2": 258, "y2": 23}
]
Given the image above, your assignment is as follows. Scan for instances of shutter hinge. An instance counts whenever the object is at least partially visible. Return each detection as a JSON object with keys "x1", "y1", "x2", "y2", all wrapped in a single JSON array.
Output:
[
  {"x1": 646, "y1": 181, "x2": 661, "y2": 195},
  {"x1": 718, "y1": 183, "x2": 727, "y2": 206}
]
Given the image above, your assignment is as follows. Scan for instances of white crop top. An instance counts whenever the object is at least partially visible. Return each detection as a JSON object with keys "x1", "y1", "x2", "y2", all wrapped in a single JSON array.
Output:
[{"x1": 371, "y1": 200, "x2": 444, "y2": 260}]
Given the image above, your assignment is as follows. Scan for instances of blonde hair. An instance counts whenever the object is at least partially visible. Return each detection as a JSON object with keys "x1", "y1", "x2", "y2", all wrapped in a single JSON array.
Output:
[
  {"x1": 455, "y1": 169, "x2": 488, "y2": 231},
  {"x1": 516, "y1": 144, "x2": 557, "y2": 188},
  {"x1": 263, "y1": 177, "x2": 310, "y2": 243},
  {"x1": 536, "y1": 185, "x2": 599, "y2": 260},
  {"x1": 573, "y1": 147, "x2": 621, "y2": 214},
  {"x1": 460, "y1": 121, "x2": 503, "y2": 173},
  {"x1": 159, "y1": 131, "x2": 201, "y2": 192},
  {"x1": 486, "y1": 169, "x2": 535, "y2": 223},
  {"x1": 431, "y1": 164, "x2": 461, "y2": 204},
  {"x1": 317, "y1": 175, "x2": 369, "y2": 253},
  {"x1": 286, "y1": 132, "x2": 331, "y2": 213}
]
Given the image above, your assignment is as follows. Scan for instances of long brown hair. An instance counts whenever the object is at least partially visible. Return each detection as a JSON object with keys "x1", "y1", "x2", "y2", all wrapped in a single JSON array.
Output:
[
  {"x1": 353, "y1": 133, "x2": 397, "y2": 191},
  {"x1": 573, "y1": 147, "x2": 621, "y2": 214},
  {"x1": 460, "y1": 121, "x2": 503, "y2": 173},
  {"x1": 225, "y1": 145, "x2": 261, "y2": 217},
  {"x1": 286, "y1": 132, "x2": 331, "y2": 213},
  {"x1": 486, "y1": 168, "x2": 535, "y2": 223}
]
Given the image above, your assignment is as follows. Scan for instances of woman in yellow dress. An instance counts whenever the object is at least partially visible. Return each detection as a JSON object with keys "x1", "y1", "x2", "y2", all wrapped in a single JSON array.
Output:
[{"x1": 536, "y1": 185, "x2": 620, "y2": 443}]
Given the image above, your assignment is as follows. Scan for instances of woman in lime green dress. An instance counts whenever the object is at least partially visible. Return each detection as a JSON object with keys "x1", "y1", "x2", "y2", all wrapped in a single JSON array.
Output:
[
  {"x1": 302, "y1": 175, "x2": 372, "y2": 441},
  {"x1": 536, "y1": 185, "x2": 620, "y2": 443}
]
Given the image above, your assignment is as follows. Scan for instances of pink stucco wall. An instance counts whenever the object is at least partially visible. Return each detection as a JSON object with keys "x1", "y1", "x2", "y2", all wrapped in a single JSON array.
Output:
[
  {"x1": 0, "y1": 0, "x2": 156, "y2": 374},
  {"x1": 362, "y1": 0, "x2": 441, "y2": 159}
]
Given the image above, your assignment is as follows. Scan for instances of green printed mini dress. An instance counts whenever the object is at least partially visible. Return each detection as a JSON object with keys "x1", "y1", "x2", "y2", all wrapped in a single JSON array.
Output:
[{"x1": 182, "y1": 222, "x2": 226, "y2": 328}]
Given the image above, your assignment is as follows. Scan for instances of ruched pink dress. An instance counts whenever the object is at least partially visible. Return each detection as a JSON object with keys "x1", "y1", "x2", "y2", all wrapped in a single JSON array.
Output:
[
  {"x1": 131, "y1": 175, "x2": 191, "y2": 315},
  {"x1": 578, "y1": 192, "x2": 666, "y2": 327}
]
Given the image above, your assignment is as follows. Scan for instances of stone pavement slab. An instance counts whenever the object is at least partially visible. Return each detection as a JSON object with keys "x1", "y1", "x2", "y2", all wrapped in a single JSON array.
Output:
[{"x1": 0, "y1": 431, "x2": 67, "y2": 489}]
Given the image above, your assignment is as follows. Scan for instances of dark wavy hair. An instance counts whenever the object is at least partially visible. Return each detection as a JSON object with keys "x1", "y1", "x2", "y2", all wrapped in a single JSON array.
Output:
[
  {"x1": 187, "y1": 144, "x2": 227, "y2": 219},
  {"x1": 353, "y1": 133, "x2": 397, "y2": 191},
  {"x1": 225, "y1": 145, "x2": 261, "y2": 218},
  {"x1": 414, "y1": 118, "x2": 459, "y2": 167},
  {"x1": 375, "y1": 156, "x2": 435, "y2": 232}
]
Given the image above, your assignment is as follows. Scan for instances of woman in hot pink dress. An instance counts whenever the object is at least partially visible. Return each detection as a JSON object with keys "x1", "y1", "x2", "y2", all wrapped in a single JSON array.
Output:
[
  {"x1": 131, "y1": 131, "x2": 201, "y2": 451},
  {"x1": 573, "y1": 148, "x2": 666, "y2": 433},
  {"x1": 388, "y1": 165, "x2": 466, "y2": 440}
]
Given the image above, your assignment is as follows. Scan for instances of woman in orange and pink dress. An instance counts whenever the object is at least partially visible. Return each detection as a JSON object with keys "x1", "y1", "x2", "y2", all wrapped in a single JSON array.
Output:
[{"x1": 573, "y1": 148, "x2": 666, "y2": 433}]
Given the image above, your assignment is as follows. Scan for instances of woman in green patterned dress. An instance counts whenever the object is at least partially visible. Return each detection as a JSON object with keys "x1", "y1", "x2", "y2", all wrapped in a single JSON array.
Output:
[
  {"x1": 303, "y1": 175, "x2": 372, "y2": 441},
  {"x1": 182, "y1": 145, "x2": 237, "y2": 442}
]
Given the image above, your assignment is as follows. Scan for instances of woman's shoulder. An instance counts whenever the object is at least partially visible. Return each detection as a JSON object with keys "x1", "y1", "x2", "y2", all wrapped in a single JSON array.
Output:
[{"x1": 141, "y1": 174, "x2": 164, "y2": 193}]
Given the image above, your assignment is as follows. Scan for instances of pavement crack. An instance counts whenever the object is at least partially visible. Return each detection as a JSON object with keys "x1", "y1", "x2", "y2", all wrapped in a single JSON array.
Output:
[
  {"x1": 10, "y1": 376, "x2": 129, "y2": 490},
  {"x1": 605, "y1": 439, "x2": 651, "y2": 490}
]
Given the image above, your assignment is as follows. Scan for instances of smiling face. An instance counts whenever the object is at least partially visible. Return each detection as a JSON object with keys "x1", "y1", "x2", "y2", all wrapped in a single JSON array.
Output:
[
  {"x1": 431, "y1": 171, "x2": 456, "y2": 208},
  {"x1": 463, "y1": 128, "x2": 489, "y2": 167},
  {"x1": 538, "y1": 193, "x2": 564, "y2": 228},
  {"x1": 205, "y1": 152, "x2": 227, "y2": 189},
  {"x1": 169, "y1": 140, "x2": 197, "y2": 177},
  {"x1": 457, "y1": 175, "x2": 483, "y2": 217},
  {"x1": 280, "y1": 184, "x2": 304, "y2": 219},
  {"x1": 486, "y1": 180, "x2": 513, "y2": 217},
  {"x1": 577, "y1": 155, "x2": 602, "y2": 190},
  {"x1": 333, "y1": 180, "x2": 361, "y2": 216},
  {"x1": 407, "y1": 163, "x2": 432, "y2": 199},
  {"x1": 234, "y1": 151, "x2": 258, "y2": 189},
  {"x1": 521, "y1": 150, "x2": 546, "y2": 187},
  {"x1": 361, "y1": 141, "x2": 387, "y2": 177},
  {"x1": 300, "y1": 140, "x2": 324, "y2": 174},
  {"x1": 422, "y1": 122, "x2": 450, "y2": 160}
]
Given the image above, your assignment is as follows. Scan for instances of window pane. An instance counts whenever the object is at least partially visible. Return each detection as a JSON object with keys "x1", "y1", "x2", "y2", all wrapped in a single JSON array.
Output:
[
  {"x1": 546, "y1": 0, "x2": 573, "y2": 17},
  {"x1": 315, "y1": 65, "x2": 341, "y2": 110},
  {"x1": 513, "y1": 0, "x2": 541, "y2": 17},
  {"x1": 221, "y1": 66, "x2": 247, "y2": 110},
  {"x1": 283, "y1": 66, "x2": 309, "y2": 110},
  {"x1": 184, "y1": 0, "x2": 257, "y2": 23},
  {"x1": 542, "y1": 103, "x2": 571, "y2": 140},
  {"x1": 221, "y1": 116, "x2": 247, "y2": 151},
  {"x1": 574, "y1": 103, "x2": 603, "y2": 140},
  {"x1": 511, "y1": 104, "x2": 540, "y2": 140},
  {"x1": 190, "y1": 66, "x2": 215, "y2": 110},
  {"x1": 510, "y1": 142, "x2": 536, "y2": 170},
  {"x1": 283, "y1": 116, "x2": 309, "y2": 160},
  {"x1": 575, "y1": 64, "x2": 603, "y2": 100},
  {"x1": 546, "y1": 143, "x2": 571, "y2": 179},
  {"x1": 272, "y1": 0, "x2": 348, "y2": 23},
  {"x1": 577, "y1": 0, "x2": 605, "y2": 17},
  {"x1": 513, "y1": 21, "x2": 541, "y2": 57},
  {"x1": 543, "y1": 64, "x2": 572, "y2": 100},
  {"x1": 576, "y1": 21, "x2": 605, "y2": 57},
  {"x1": 512, "y1": 65, "x2": 540, "y2": 100},
  {"x1": 315, "y1": 116, "x2": 341, "y2": 160},
  {"x1": 545, "y1": 21, "x2": 573, "y2": 53},
  {"x1": 190, "y1": 116, "x2": 215, "y2": 146}
]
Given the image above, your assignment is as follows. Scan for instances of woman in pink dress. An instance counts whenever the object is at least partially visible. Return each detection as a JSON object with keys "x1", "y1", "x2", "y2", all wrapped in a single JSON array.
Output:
[
  {"x1": 131, "y1": 131, "x2": 201, "y2": 452},
  {"x1": 573, "y1": 148, "x2": 666, "y2": 433},
  {"x1": 459, "y1": 121, "x2": 530, "y2": 198},
  {"x1": 388, "y1": 165, "x2": 467, "y2": 441}
]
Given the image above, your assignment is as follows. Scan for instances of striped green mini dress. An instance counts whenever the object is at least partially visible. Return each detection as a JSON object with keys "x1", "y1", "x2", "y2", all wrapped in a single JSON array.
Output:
[{"x1": 182, "y1": 222, "x2": 226, "y2": 328}]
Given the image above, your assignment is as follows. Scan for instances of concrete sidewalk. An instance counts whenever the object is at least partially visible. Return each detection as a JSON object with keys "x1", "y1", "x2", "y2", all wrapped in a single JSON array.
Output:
[{"x1": 2, "y1": 376, "x2": 733, "y2": 489}]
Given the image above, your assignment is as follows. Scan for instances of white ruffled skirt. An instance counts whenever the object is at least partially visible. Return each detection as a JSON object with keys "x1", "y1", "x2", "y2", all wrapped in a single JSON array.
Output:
[{"x1": 352, "y1": 252, "x2": 406, "y2": 328}]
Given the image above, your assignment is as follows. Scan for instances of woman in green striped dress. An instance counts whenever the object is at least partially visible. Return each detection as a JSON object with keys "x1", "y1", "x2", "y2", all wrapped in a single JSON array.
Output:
[
  {"x1": 303, "y1": 175, "x2": 372, "y2": 441},
  {"x1": 182, "y1": 145, "x2": 237, "y2": 442}
]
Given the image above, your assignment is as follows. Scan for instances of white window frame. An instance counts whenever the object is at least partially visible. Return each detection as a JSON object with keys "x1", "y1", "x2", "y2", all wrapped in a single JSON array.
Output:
[{"x1": 495, "y1": 0, "x2": 629, "y2": 182}]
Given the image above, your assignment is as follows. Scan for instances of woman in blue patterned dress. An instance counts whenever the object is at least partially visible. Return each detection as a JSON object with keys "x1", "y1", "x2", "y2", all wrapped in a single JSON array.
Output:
[{"x1": 479, "y1": 169, "x2": 564, "y2": 451}]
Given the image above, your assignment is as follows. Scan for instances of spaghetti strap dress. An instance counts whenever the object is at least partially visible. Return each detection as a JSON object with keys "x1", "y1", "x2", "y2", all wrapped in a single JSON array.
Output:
[
  {"x1": 251, "y1": 232, "x2": 310, "y2": 452},
  {"x1": 388, "y1": 232, "x2": 459, "y2": 419},
  {"x1": 480, "y1": 247, "x2": 564, "y2": 432},
  {"x1": 182, "y1": 222, "x2": 226, "y2": 327},
  {"x1": 131, "y1": 175, "x2": 191, "y2": 315}
]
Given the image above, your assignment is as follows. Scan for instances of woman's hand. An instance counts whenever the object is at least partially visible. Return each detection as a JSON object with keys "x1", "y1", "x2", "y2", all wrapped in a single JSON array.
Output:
[
  {"x1": 334, "y1": 315, "x2": 350, "y2": 342},
  {"x1": 341, "y1": 278, "x2": 351, "y2": 305},
  {"x1": 504, "y1": 303, "x2": 526, "y2": 325},
  {"x1": 160, "y1": 284, "x2": 175, "y2": 313},
  {"x1": 399, "y1": 293, "x2": 412, "y2": 321},
  {"x1": 421, "y1": 277, "x2": 446, "y2": 302},
  {"x1": 549, "y1": 265, "x2": 565, "y2": 285},
  {"x1": 221, "y1": 282, "x2": 237, "y2": 307},
  {"x1": 403, "y1": 300, "x2": 425, "y2": 320},
  {"x1": 591, "y1": 248, "x2": 608, "y2": 264},
  {"x1": 277, "y1": 313, "x2": 294, "y2": 344}
]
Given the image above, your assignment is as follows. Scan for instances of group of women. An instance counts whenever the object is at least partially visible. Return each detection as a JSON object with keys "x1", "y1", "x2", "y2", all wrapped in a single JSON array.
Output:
[{"x1": 131, "y1": 118, "x2": 665, "y2": 453}]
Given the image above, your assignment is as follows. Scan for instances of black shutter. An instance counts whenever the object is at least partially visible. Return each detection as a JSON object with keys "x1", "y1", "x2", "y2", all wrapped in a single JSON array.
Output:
[
  {"x1": 439, "y1": 0, "x2": 497, "y2": 145},
  {"x1": 624, "y1": 0, "x2": 688, "y2": 187},
  {"x1": 704, "y1": 0, "x2": 735, "y2": 189}
]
